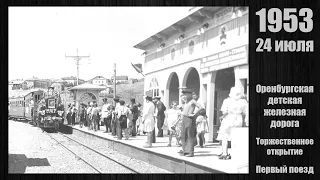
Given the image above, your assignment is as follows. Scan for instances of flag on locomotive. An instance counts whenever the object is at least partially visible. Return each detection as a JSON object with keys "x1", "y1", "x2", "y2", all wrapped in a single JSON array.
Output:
[{"x1": 35, "y1": 86, "x2": 64, "y2": 131}]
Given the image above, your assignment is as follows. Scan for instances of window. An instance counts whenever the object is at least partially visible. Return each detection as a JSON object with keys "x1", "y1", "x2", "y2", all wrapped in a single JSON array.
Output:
[
  {"x1": 149, "y1": 78, "x2": 159, "y2": 98},
  {"x1": 171, "y1": 48, "x2": 175, "y2": 60},
  {"x1": 188, "y1": 40, "x2": 194, "y2": 55},
  {"x1": 153, "y1": 89, "x2": 159, "y2": 97}
]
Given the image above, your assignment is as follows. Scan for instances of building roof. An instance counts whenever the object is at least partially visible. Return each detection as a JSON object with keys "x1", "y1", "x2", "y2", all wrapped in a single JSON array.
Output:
[
  {"x1": 87, "y1": 76, "x2": 109, "y2": 82},
  {"x1": 92, "y1": 76, "x2": 107, "y2": 80},
  {"x1": 9, "y1": 80, "x2": 24, "y2": 85},
  {"x1": 133, "y1": 7, "x2": 222, "y2": 50},
  {"x1": 52, "y1": 79, "x2": 67, "y2": 83},
  {"x1": 62, "y1": 76, "x2": 85, "y2": 81},
  {"x1": 9, "y1": 88, "x2": 43, "y2": 98},
  {"x1": 24, "y1": 77, "x2": 52, "y2": 82},
  {"x1": 62, "y1": 76, "x2": 77, "y2": 80},
  {"x1": 68, "y1": 83, "x2": 108, "y2": 91},
  {"x1": 25, "y1": 77, "x2": 40, "y2": 81}
]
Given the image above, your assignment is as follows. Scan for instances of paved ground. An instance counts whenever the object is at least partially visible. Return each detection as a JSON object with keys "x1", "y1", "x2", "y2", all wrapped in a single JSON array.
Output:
[
  {"x1": 9, "y1": 120, "x2": 97, "y2": 173},
  {"x1": 8, "y1": 120, "x2": 170, "y2": 174},
  {"x1": 67, "y1": 123, "x2": 249, "y2": 173}
]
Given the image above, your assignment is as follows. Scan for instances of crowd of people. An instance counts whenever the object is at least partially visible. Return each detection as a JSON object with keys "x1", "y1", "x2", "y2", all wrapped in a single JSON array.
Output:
[
  {"x1": 65, "y1": 97, "x2": 142, "y2": 139},
  {"x1": 64, "y1": 86, "x2": 248, "y2": 160}
]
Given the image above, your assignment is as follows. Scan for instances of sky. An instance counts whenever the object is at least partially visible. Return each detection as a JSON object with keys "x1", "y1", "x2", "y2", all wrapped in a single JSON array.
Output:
[{"x1": 9, "y1": 7, "x2": 192, "y2": 81}]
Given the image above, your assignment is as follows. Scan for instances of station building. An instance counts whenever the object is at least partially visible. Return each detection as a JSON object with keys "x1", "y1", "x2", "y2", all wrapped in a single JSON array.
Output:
[
  {"x1": 68, "y1": 83, "x2": 107, "y2": 109},
  {"x1": 134, "y1": 7, "x2": 248, "y2": 142}
]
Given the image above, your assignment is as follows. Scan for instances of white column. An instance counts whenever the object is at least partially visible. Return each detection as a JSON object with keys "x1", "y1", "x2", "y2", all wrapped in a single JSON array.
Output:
[
  {"x1": 206, "y1": 71, "x2": 216, "y2": 142},
  {"x1": 164, "y1": 88, "x2": 169, "y2": 109},
  {"x1": 233, "y1": 66, "x2": 242, "y2": 91}
]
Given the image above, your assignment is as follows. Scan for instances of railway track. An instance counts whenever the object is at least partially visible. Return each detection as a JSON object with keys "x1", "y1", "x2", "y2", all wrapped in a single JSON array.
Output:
[{"x1": 44, "y1": 130, "x2": 139, "y2": 174}]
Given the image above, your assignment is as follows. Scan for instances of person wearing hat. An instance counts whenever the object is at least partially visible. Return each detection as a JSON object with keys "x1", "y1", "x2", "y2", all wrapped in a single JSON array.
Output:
[
  {"x1": 90, "y1": 102, "x2": 99, "y2": 131},
  {"x1": 111, "y1": 97, "x2": 120, "y2": 136},
  {"x1": 116, "y1": 100, "x2": 130, "y2": 140},
  {"x1": 142, "y1": 93, "x2": 156, "y2": 148},
  {"x1": 86, "y1": 102, "x2": 94, "y2": 130},
  {"x1": 128, "y1": 98, "x2": 139, "y2": 137},
  {"x1": 216, "y1": 86, "x2": 248, "y2": 160},
  {"x1": 66, "y1": 103, "x2": 72, "y2": 125},
  {"x1": 153, "y1": 96, "x2": 166, "y2": 137},
  {"x1": 71, "y1": 103, "x2": 77, "y2": 126},
  {"x1": 101, "y1": 98, "x2": 111, "y2": 133},
  {"x1": 178, "y1": 88, "x2": 201, "y2": 157},
  {"x1": 78, "y1": 103, "x2": 86, "y2": 128}
]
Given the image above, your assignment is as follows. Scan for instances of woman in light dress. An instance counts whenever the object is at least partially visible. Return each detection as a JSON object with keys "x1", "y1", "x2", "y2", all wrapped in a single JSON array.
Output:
[
  {"x1": 142, "y1": 95, "x2": 156, "y2": 148},
  {"x1": 217, "y1": 87, "x2": 248, "y2": 160},
  {"x1": 163, "y1": 101, "x2": 181, "y2": 147}
]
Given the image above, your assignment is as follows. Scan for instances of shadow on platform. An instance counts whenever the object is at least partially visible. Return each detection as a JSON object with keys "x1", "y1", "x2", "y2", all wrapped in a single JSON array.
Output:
[{"x1": 9, "y1": 154, "x2": 50, "y2": 173}]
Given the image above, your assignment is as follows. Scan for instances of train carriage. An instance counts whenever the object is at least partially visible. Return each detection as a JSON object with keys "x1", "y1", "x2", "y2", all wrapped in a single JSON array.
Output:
[
  {"x1": 9, "y1": 89, "x2": 45, "y2": 123},
  {"x1": 9, "y1": 96, "x2": 25, "y2": 121},
  {"x1": 24, "y1": 89, "x2": 44, "y2": 123}
]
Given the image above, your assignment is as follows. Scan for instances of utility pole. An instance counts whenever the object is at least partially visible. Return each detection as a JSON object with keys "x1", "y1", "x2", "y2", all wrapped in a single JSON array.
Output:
[
  {"x1": 113, "y1": 63, "x2": 116, "y2": 106},
  {"x1": 65, "y1": 49, "x2": 90, "y2": 85}
]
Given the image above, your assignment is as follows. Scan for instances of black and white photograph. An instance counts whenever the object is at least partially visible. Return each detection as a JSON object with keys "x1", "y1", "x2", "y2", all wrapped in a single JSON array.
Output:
[{"x1": 8, "y1": 6, "x2": 249, "y2": 174}]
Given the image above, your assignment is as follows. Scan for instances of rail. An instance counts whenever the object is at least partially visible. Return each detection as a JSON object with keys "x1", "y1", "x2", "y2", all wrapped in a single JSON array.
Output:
[{"x1": 43, "y1": 131, "x2": 139, "y2": 174}]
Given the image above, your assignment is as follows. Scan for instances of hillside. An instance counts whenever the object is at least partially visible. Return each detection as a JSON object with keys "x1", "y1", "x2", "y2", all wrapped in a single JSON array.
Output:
[{"x1": 112, "y1": 81, "x2": 145, "y2": 105}]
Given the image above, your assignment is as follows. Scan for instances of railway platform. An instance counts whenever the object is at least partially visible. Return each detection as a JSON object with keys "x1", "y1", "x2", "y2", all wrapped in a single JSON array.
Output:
[{"x1": 62, "y1": 123, "x2": 248, "y2": 173}]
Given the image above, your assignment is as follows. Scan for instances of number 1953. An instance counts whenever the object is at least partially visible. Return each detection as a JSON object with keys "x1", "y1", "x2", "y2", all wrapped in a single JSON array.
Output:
[{"x1": 256, "y1": 8, "x2": 313, "y2": 33}]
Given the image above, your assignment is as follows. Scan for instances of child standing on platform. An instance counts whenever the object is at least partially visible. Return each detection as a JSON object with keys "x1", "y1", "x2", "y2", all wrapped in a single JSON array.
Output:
[{"x1": 196, "y1": 108, "x2": 209, "y2": 148}]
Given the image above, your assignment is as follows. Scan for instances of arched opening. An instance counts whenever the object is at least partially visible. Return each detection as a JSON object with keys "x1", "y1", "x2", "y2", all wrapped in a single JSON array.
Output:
[
  {"x1": 213, "y1": 67, "x2": 235, "y2": 128},
  {"x1": 166, "y1": 72, "x2": 179, "y2": 107},
  {"x1": 182, "y1": 67, "x2": 200, "y2": 97},
  {"x1": 79, "y1": 92, "x2": 97, "y2": 105}
]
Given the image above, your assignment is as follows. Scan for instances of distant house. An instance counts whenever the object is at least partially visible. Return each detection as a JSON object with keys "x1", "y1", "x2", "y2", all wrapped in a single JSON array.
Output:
[
  {"x1": 99, "y1": 84, "x2": 113, "y2": 96},
  {"x1": 62, "y1": 76, "x2": 85, "y2": 86},
  {"x1": 86, "y1": 76, "x2": 111, "y2": 85},
  {"x1": 8, "y1": 80, "x2": 24, "y2": 90},
  {"x1": 50, "y1": 79, "x2": 67, "y2": 92},
  {"x1": 111, "y1": 75, "x2": 128, "y2": 84},
  {"x1": 22, "y1": 77, "x2": 51, "y2": 90},
  {"x1": 128, "y1": 78, "x2": 139, "y2": 84}
]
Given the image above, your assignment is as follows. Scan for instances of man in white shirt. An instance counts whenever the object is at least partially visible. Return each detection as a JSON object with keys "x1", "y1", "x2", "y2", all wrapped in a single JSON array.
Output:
[
  {"x1": 192, "y1": 92, "x2": 205, "y2": 114},
  {"x1": 91, "y1": 102, "x2": 101, "y2": 131},
  {"x1": 101, "y1": 98, "x2": 111, "y2": 133}
]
